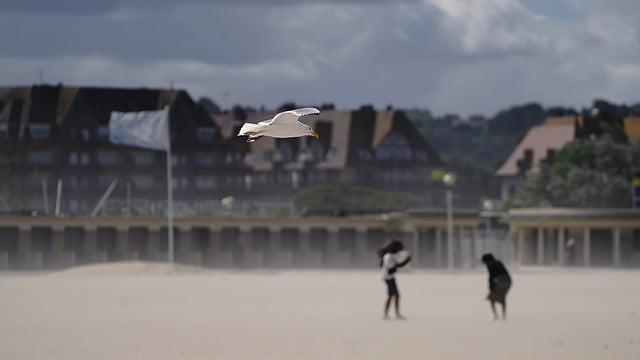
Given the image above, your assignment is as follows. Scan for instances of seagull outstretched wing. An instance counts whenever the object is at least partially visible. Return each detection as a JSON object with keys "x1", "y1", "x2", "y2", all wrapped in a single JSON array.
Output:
[{"x1": 266, "y1": 107, "x2": 320, "y2": 125}]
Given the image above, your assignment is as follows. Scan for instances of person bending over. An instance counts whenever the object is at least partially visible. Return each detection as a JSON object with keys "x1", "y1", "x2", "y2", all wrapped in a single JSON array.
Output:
[{"x1": 481, "y1": 253, "x2": 512, "y2": 321}]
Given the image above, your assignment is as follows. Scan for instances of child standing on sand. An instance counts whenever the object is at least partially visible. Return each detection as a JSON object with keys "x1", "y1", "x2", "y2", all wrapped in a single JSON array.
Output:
[
  {"x1": 481, "y1": 253, "x2": 512, "y2": 321},
  {"x1": 377, "y1": 239, "x2": 411, "y2": 320}
]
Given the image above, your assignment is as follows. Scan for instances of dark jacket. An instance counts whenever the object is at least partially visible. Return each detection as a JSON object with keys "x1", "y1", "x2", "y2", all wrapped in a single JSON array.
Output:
[{"x1": 486, "y1": 259, "x2": 511, "y2": 291}]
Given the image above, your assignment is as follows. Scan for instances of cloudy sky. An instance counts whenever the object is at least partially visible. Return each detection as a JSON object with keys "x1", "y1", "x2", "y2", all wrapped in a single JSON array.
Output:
[{"x1": 1, "y1": 0, "x2": 639, "y2": 116}]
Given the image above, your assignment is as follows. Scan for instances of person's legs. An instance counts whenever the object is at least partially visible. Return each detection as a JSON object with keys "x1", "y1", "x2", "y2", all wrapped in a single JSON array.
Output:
[
  {"x1": 394, "y1": 293, "x2": 404, "y2": 319},
  {"x1": 384, "y1": 295, "x2": 392, "y2": 318},
  {"x1": 490, "y1": 300, "x2": 498, "y2": 320},
  {"x1": 500, "y1": 300, "x2": 507, "y2": 320}
]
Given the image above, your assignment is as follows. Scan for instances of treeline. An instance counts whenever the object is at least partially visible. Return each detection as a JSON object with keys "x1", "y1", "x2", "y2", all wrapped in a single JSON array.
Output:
[
  {"x1": 406, "y1": 99, "x2": 640, "y2": 203},
  {"x1": 407, "y1": 99, "x2": 640, "y2": 173},
  {"x1": 510, "y1": 139, "x2": 640, "y2": 208}
]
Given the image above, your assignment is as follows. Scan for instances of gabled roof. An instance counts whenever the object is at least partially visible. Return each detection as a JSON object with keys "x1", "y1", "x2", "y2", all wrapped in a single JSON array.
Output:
[
  {"x1": 224, "y1": 107, "x2": 442, "y2": 171},
  {"x1": 496, "y1": 116, "x2": 577, "y2": 177},
  {"x1": 0, "y1": 85, "x2": 217, "y2": 139}
]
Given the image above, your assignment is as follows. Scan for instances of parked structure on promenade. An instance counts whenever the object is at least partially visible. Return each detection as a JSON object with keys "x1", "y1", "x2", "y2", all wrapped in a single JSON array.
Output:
[{"x1": 0, "y1": 85, "x2": 443, "y2": 216}]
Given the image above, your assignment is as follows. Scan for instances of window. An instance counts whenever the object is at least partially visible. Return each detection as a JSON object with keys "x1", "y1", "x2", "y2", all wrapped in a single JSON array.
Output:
[
  {"x1": 253, "y1": 173, "x2": 269, "y2": 185},
  {"x1": 97, "y1": 151, "x2": 120, "y2": 165},
  {"x1": 309, "y1": 141, "x2": 326, "y2": 161},
  {"x1": 81, "y1": 153, "x2": 90, "y2": 165},
  {"x1": 244, "y1": 175, "x2": 253, "y2": 190},
  {"x1": 357, "y1": 149, "x2": 372, "y2": 161},
  {"x1": 132, "y1": 175, "x2": 153, "y2": 189},
  {"x1": 195, "y1": 176, "x2": 217, "y2": 190},
  {"x1": 132, "y1": 151, "x2": 154, "y2": 166},
  {"x1": 68, "y1": 176, "x2": 89, "y2": 188},
  {"x1": 196, "y1": 128, "x2": 217, "y2": 142},
  {"x1": 26, "y1": 175, "x2": 45, "y2": 189},
  {"x1": 29, "y1": 124, "x2": 50, "y2": 140},
  {"x1": 277, "y1": 142, "x2": 294, "y2": 162},
  {"x1": 28, "y1": 150, "x2": 54, "y2": 164},
  {"x1": 171, "y1": 154, "x2": 188, "y2": 166},
  {"x1": 97, "y1": 126, "x2": 110, "y2": 141},
  {"x1": 172, "y1": 176, "x2": 189, "y2": 189},
  {"x1": 69, "y1": 200, "x2": 81, "y2": 213},
  {"x1": 195, "y1": 152, "x2": 215, "y2": 167},
  {"x1": 69, "y1": 128, "x2": 91, "y2": 142},
  {"x1": 277, "y1": 172, "x2": 292, "y2": 185},
  {"x1": 68, "y1": 152, "x2": 90, "y2": 165},
  {"x1": 262, "y1": 151, "x2": 273, "y2": 161},
  {"x1": 98, "y1": 176, "x2": 115, "y2": 188}
]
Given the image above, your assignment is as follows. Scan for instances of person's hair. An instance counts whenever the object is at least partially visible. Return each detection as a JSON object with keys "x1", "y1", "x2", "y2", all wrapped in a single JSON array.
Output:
[
  {"x1": 377, "y1": 239, "x2": 404, "y2": 266},
  {"x1": 481, "y1": 253, "x2": 495, "y2": 264}
]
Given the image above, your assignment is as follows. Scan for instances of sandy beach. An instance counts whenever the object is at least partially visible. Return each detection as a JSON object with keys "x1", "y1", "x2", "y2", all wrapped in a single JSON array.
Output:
[{"x1": 1, "y1": 263, "x2": 639, "y2": 359}]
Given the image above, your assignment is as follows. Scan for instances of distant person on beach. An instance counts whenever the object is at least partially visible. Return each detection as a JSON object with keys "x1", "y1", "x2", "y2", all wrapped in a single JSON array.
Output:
[
  {"x1": 566, "y1": 238, "x2": 576, "y2": 265},
  {"x1": 377, "y1": 239, "x2": 411, "y2": 320},
  {"x1": 481, "y1": 253, "x2": 512, "y2": 321}
]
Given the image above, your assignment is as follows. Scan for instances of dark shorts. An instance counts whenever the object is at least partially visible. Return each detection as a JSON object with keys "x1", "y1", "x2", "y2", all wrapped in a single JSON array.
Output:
[
  {"x1": 385, "y1": 278, "x2": 399, "y2": 296},
  {"x1": 488, "y1": 277, "x2": 511, "y2": 303}
]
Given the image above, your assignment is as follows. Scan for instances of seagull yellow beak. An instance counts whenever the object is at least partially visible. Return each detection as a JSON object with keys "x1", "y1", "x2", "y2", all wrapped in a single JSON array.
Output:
[{"x1": 311, "y1": 130, "x2": 319, "y2": 139}]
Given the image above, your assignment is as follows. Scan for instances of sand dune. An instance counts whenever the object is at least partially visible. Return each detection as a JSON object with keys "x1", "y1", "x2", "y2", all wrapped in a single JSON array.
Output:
[{"x1": 1, "y1": 264, "x2": 639, "y2": 359}]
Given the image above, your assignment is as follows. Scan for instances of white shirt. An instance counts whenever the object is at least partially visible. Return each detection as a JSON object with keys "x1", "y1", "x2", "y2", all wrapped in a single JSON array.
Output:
[{"x1": 382, "y1": 253, "x2": 397, "y2": 280}]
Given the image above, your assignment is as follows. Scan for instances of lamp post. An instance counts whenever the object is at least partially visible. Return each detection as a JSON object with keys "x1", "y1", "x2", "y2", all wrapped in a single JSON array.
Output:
[
  {"x1": 480, "y1": 199, "x2": 495, "y2": 265},
  {"x1": 443, "y1": 173, "x2": 456, "y2": 270},
  {"x1": 482, "y1": 199, "x2": 494, "y2": 243}
]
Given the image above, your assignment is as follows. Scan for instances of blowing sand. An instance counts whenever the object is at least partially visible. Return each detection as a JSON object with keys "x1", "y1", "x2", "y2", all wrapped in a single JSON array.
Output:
[{"x1": 1, "y1": 263, "x2": 639, "y2": 359}]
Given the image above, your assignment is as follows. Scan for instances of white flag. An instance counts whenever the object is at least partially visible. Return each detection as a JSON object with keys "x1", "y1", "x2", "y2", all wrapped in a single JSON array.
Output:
[{"x1": 109, "y1": 108, "x2": 169, "y2": 151}]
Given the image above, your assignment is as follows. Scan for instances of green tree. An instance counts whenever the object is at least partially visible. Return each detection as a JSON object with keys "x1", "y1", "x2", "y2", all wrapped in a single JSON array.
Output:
[{"x1": 510, "y1": 140, "x2": 640, "y2": 208}]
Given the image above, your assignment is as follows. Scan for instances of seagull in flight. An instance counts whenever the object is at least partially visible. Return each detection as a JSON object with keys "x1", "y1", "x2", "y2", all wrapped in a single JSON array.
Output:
[{"x1": 237, "y1": 107, "x2": 320, "y2": 142}]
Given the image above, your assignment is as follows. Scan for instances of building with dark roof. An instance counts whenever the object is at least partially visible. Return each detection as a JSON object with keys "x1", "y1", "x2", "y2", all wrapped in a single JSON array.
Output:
[{"x1": 0, "y1": 85, "x2": 444, "y2": 216}]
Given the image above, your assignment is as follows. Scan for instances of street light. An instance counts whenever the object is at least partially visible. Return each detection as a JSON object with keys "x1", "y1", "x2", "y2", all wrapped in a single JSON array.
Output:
[
  {"x1": 443, "y1": 173, "x2": 456, "y2": 270},
  {"x1": 481, "y1": 199, "x2": 495, "y2": 260}
]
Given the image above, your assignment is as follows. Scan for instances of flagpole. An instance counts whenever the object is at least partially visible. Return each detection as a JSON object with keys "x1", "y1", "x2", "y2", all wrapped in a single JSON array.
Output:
[{"x1": 165, "y1": 106, "x2": 175, "y2": 263}]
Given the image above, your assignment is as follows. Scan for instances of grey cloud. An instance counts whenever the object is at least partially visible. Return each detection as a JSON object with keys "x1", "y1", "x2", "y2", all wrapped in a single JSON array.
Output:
[
  {"x1": 1, "y1": 0, "x2": 639, "y2": 116},
  {"x1": 0, "y1": 0, "x2": 418, "y2": 15}
]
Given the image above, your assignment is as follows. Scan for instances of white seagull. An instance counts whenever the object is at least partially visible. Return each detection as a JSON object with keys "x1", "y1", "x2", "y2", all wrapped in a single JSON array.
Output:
[{"x1": 237, "y1": 107, "x2": 320, "y2": 142}]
